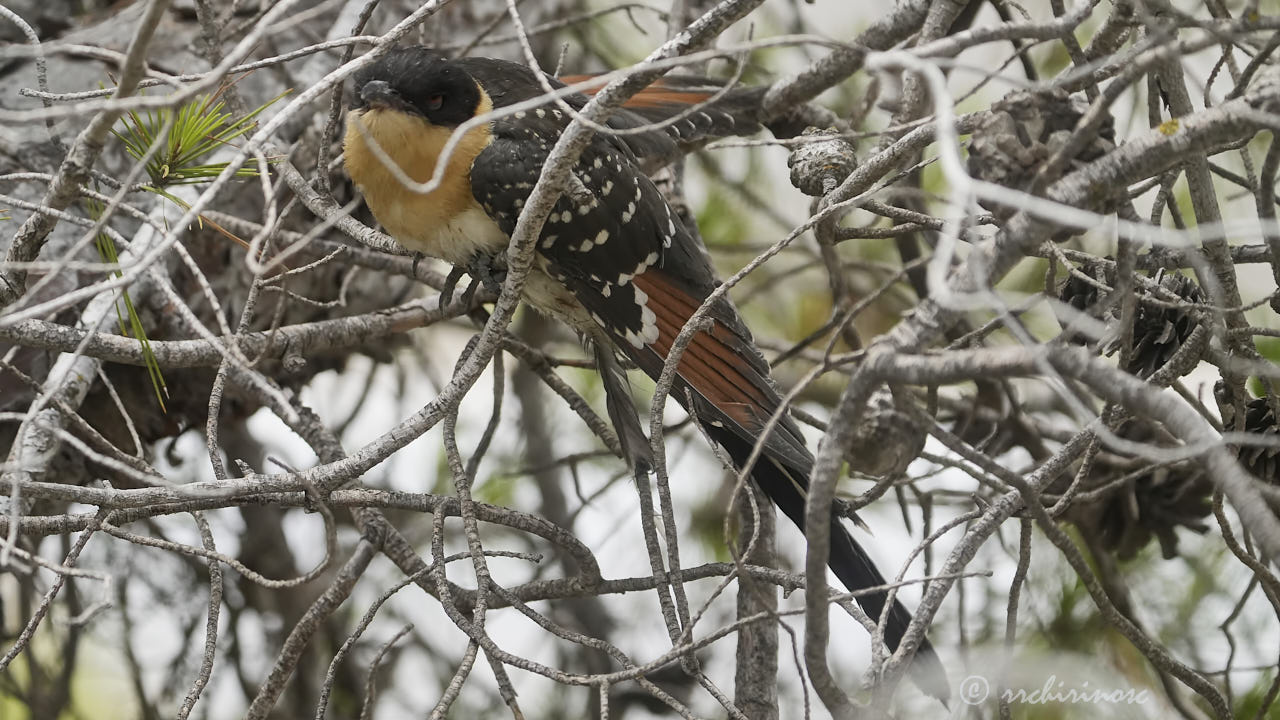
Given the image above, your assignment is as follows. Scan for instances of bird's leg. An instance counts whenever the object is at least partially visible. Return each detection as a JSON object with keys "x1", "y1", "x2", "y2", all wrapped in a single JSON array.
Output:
[
  {"x1": 473, "y1": 251, "x2": 508, "y2": 293},
  {"x1": 458, "y1": 251, "x2": 508, "y2": 307}
]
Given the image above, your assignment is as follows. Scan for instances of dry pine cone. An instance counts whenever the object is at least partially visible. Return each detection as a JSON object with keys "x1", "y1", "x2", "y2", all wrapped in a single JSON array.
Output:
[
  {"x1": 1056, "y1": 263, "x2": 1203, "y2": 380},
  {"x1": 1215, "y1": 381, "x2": 1280, "y2": 483},
  {"x1": 1086, "y1": 420, "x2": 1213, "y2": 560},
  {"x1": 968, "y1": 88, "x2": 1115, "y2": 217}
]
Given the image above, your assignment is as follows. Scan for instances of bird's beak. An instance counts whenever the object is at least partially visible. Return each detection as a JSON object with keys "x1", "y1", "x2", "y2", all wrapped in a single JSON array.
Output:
[{"x1": 360, "y1": 80, "x2": 397, "y2": 109}]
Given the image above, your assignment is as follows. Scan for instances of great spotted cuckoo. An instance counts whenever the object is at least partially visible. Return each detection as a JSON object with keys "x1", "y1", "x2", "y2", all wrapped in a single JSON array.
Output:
[{"x1": 342, "y1": 46, "x2": 947, "y2": 701}]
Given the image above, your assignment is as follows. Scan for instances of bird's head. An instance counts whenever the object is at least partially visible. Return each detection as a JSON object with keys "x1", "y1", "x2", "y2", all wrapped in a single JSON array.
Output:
[{"x1": 351, "y1": 46, "x2": 482, "y2": 127}]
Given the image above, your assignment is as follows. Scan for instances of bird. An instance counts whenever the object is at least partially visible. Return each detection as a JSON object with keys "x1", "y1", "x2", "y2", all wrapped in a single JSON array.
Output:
[{"x1": 342, "y1": 45, "x2": 949, "y2": 701}]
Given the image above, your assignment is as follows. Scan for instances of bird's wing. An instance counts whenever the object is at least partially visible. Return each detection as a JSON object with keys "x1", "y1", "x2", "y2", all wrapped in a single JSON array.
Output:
[
  {"x1": 458, "y1": 57, "x2": 767, "y2": 165},
  {"x1": 456, "y1": 57, "x2": 677, "y2": 161},
  {"x1": 469, "y1": 109, "x2": 812, "y2": 472}
]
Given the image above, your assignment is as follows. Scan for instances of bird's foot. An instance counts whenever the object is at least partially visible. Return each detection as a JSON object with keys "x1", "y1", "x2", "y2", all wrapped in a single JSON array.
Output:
[
  {"x1": 458, "y1": 252, "x2": 507, "y2": 307},
  {"x1": 439, "y1": 252, "x2": 507, "y2": 310}
]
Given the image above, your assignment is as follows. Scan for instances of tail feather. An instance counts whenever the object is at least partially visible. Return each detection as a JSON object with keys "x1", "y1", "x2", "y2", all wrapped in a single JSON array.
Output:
[
  {"x1": 566, "y1": 74, "x2": 767, "y2": 145},
  {"x1": 708, "y1": 425, "x2": 951, "y2": 702},
  {"x1": 592, "y1": 339, "x2": 655, "y2": 472}
]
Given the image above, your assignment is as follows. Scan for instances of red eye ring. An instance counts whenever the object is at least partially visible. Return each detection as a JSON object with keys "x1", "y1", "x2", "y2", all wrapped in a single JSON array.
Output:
[{"x1": 427, "y1": 94, "x2": 445, "y2": 111}]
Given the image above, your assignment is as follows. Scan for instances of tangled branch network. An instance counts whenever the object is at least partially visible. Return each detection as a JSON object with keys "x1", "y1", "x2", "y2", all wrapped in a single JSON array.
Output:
[{"x1": 3, "y1": 0, "x2": 1280, "y2": 718}]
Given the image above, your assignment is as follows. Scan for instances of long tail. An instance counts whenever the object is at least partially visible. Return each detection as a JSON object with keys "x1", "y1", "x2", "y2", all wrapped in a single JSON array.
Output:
[
  {"x1": 708, "y1": 425, "x2": 951, "y2": 702},
  {"x1": 580, "y1": 178, "x2": 950, "y2": 701}
]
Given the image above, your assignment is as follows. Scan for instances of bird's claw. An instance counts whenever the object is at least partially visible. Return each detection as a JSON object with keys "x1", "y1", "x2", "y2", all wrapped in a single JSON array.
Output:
[
  {"x1": 439, "y1": 253, "x2": 507, "y2": 310},
  {"x1": 458, "y1": 276, "x2": 483, "y2": 309},
  {"x1": 439, "y1": 265, "x2": 467, "y2": 309}
]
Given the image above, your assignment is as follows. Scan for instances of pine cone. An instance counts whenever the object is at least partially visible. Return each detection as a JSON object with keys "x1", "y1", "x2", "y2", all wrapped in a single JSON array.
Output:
[
  {"x1": 845, "y1": 386, "x2": 925, "y2": 477},
  {"x1": 1095, "y1": 465, "x2": 1212, "y2": 560},
  {"x1": 1055, "y1": 263, "x2": 1203, "y2": 379},
  {"x1": 1215, "y1": 381, "x2": 1280, "y2": 483},
  {"x1": 968, "y1": 88, "x2": 1115, "y2": 218},
  {"x1": 1127, "y1": 269, "x2": 1205, "y2": 379},
  {"x1": 1087, "y1": 421, "x2": 1212, "y2": 560},
  {"x1": 787, "y1": 127, "x2": 857, "y2": 197},
  {"x1": 1057, "y1": 261, "x2": 1114, "y2": 345}
]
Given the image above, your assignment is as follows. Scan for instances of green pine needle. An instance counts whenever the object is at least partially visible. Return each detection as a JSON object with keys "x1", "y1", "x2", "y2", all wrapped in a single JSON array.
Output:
[
  {"x1": 85, "y1": 197, "x2": 169, "y2": 413},
  {"x1": 111, "y1": 84, "x2": 288, "y2": 191}
]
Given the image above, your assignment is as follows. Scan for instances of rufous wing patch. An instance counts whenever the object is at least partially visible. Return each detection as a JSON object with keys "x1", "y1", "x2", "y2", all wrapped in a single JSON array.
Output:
[{"x1": 631, "y1": 271, "x2": 773, "y2": 431}]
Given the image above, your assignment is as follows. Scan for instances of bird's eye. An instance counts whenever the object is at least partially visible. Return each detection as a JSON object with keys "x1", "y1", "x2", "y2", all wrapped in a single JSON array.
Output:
[{"x1": 427, "y1": 94, "x2": 445, "y2": 111}]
